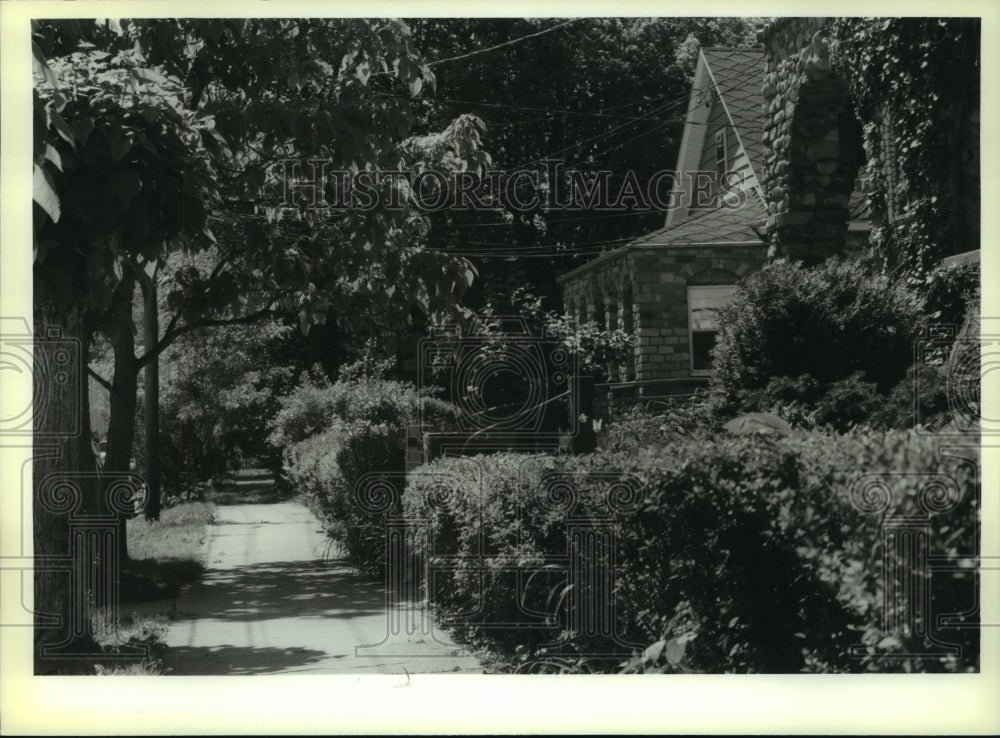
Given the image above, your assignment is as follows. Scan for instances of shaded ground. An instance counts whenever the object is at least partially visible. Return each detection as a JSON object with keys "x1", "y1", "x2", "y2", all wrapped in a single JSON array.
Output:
[
  {"x1": 162, "y1": 501, "x2": 483, "y2": 675},
  {"x1": 205, "y1": 469, "x2": 296, "y2": 506}
]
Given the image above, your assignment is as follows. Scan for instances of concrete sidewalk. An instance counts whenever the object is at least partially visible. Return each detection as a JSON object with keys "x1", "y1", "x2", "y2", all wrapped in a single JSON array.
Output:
[{"x1": 162, "y1": 502, "x2": 483, "y2": 675}]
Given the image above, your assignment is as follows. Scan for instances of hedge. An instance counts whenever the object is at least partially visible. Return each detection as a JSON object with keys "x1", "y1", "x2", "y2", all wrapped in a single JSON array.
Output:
[
  {"x1": 403, "y1": 430, "x2": 979, "y2": 673},
  {"x1": 274, "y1": 375, "x2": 457, "y2": 573}
]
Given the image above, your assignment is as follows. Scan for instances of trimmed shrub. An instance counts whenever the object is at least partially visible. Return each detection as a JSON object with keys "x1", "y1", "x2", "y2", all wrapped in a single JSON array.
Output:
[
  {"x1": 269, "y1": 373, "x2": 457, "y2": 450},
  {"x1": 274, "y1": 376, "x2": 458, "y2": 572},
  {"x1": 597, "y1": 393, "x2": 717, "y2": 452},
  {"x1": 871, "y1": 363, "x2": 954, "y2": 431},
  {"x1": 404, "y1": 430, "x2": 978, "y2": 673},
  {"x1": 710, "y1": 258, "x2": 924, "y2": 416}
]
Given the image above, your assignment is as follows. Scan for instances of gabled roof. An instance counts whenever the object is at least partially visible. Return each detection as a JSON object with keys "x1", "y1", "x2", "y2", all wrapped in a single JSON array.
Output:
[
  {"x1": 560, "y1": 46, "x2": 769, "y2": 286},
  {"x1": 664, "y1": 46, "x2": 766, "y2": 228},
  {"x1": 700, "y1": 47, "x2": 766, "y2": 176}
]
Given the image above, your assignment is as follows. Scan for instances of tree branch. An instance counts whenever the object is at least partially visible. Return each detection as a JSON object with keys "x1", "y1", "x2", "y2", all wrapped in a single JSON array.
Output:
[
  {"x1": 87, "y1": 366, "x2": 115, "y2": 395},
  {"x1": 136, "y1": 305, "x2": 283, "y2": 370}
]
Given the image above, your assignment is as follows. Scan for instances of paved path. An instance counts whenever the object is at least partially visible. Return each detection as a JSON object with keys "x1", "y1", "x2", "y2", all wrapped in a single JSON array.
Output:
[{"x1": 163, "y1": 502, "x2": 482, "y2": 675}]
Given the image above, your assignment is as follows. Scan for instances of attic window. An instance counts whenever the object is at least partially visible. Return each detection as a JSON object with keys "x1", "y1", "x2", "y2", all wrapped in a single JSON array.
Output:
[{"x1": 715, "y1": 129, "x2": 728, "y2": 185}]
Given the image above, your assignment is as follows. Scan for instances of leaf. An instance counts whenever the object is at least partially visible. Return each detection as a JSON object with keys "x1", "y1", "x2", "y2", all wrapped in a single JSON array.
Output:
[
  {"x1": 108, "y1": 168, "x2": 141, "y2": 208},
  {"x1": 877, "y1": 635, "x2": 901, "y2": 650},
  {"x1": 32, "y1": 42, "x2": 65, "y2": 109},
  {"x1": 131, "y1": 67, "x2": 169, "y2": 86},
  {"x1": 422, "y1": 65, "x2": 436, "y2": 94},
  {"x1": 44, "y1": 144, "x2": 62, "y2": 171},
  {"x1": 49, "y1": 108, "x2": 76, "y2": 148},
  {"x1": 408, "y1": 75, "x2": 423, "y2": 97},
  {"x1": 356, "y1": 60, "x2": 371, "y2": 85},
  {"x1": 642, "y1": 639, "x2": 666, "y2": 664},
  {"x1": 664, "y1": 637, "x2": 686, "y2": 666},
  {"x1": 33, "y1": 163, "x2": 60, "y2": 223},
  {"x1": 71, "y1": 116, "x2": 95, "y2": 147}
]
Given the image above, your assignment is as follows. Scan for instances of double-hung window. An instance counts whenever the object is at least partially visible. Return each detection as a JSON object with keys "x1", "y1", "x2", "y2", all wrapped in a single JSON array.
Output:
[{"x1": 688, "y1": 284, "x2": 736, "y2": 375}]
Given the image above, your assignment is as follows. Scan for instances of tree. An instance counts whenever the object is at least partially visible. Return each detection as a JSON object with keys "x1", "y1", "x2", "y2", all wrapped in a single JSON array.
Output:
[
  {"x1": 32, "y1": 24, "x2": 221, "y2": 667},
  {"x1": 134, "y1": 315, "x2": 307, "y2": 496},
  {"x1": 406, "y1": 18, "x2": 761, "y2": 313},
  {"x1": 32, "y1": 17, "x2": 488, "y2": 669}
]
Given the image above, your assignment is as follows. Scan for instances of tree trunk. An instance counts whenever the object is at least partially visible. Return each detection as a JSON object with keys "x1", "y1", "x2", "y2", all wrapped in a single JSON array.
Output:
[
  {"x1": 140, "y1": 268, "x2": 162, "y2": 521},
  {"x1": 103, "y1": 268, "x2": 138, "y2": 562},
  {"x1": 33, "y1": 307, "x2": 100, "y2": 673}
]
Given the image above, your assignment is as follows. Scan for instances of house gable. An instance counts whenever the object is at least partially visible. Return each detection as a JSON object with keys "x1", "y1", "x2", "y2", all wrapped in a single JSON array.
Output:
[{"x1": 666, "y1": 47, "x2": 765, "y2": 227}]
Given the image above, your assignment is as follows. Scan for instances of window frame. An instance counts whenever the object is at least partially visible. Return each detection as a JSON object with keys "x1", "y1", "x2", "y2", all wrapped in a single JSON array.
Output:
[
  {"x1": 687, "y1": 283, "x2": 737, "y2": 376},
  {"x1": 714, "y1": 129, "x2": 728, "y2": 185}
]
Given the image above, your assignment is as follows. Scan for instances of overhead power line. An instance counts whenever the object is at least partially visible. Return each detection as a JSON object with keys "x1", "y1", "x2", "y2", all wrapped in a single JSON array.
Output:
[{"x1": 425, "y1": 19, "x2": 585, "y2": 68}]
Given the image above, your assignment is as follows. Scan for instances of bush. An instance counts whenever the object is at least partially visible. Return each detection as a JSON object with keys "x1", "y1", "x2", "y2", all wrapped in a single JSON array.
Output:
[
  {"x1": 871, "y1": 363, "x2": 954, "y2": 431},
  {"x1": 274, "y1": 375, "x2": 458, "y2": 572},
  {"x1": 710, "y1": 258, "x2": 924, "y2": 416},
  {"x1": 597, "y1": 393, "x2": 717, "y2": 452},
  {"x1": 404, "y1": 430, "x2": 978, "y2": 673},
  {"x1": 734, "y1": 373, "x2": 883, "y2": 432},
  {"x1": 270, "y1": 372, "x2": 457, "y2": 450},
  {"x1": 282, "y1": 420, "x2": 403, "y2": 574},
  {"x1": 920, "y1": 260, "x2": 980, "y2": 327}
]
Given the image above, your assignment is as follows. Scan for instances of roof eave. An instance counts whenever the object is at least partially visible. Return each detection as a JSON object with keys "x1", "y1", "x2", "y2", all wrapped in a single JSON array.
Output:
[{"x1": 557, "y1": 239, "x2": 766, "y2": 284}]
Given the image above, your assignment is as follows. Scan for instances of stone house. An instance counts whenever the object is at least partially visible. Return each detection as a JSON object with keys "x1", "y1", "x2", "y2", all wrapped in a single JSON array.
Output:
[
  {"x1": 760, "y1": 18, "x2": 978, "y2": 262},
  {"x1": 558, "y1": 47, "x2": 776, "y2": 411},
  {"x1": 560, "y1": 19, "x2": 979, "y2": 417}
]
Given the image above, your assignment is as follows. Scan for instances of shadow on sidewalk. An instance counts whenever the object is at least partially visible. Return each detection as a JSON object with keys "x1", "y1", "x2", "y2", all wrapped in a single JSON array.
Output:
[
  {"x1": 164, "y1": 644, "x2": 337, "y2": 675},
  {"x1": 173, "y1": 560, "x2": 393, "y2": 623}
]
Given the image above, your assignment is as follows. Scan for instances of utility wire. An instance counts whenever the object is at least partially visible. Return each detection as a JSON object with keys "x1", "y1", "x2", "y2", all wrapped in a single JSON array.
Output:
[
  {"x1": 425, "y1": 19, "x2": 585, "y2": 68},
  {"x1": 381, "y1": 90, "x2": 683, "y2": 122},
  {"x1": 506, "y1": 92, "x2": 691, "y2": 171}
]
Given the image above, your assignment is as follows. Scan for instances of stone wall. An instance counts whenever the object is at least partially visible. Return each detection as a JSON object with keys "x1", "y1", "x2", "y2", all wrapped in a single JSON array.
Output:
[
  {"x1": 761, "y1": 18, "x2": 862, "y2": 262},
  {"x1": 560, "y1": 244, "x2": 766, "y2": 382}
]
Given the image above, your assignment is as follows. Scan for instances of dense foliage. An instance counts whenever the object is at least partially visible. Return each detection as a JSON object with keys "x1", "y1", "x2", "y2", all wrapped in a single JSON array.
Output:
[
  {"x1": 405, "y1": 430, "x2": 978, "y2": 673},
  {"x1": 922, "y1": 260, "x2": 980, "y2": 328},
  {"x1": 274, "y1": 371, "x2": 457, "y2": 572},
  {"x1": 833, "y1": 18, "x2": 980, "y2": 275},
  {"x1": 596, "y1": 392, "x2": 717, "y2": 451},
  {"x1": 407, "y1": 18, "x2": 761, "y2": 312},
  {"x1": 708, "y1": 258, "x2": 924, "y2": 425},
  {"x1": 132, "y1": 319, "x2": 306, "y2": 494}
]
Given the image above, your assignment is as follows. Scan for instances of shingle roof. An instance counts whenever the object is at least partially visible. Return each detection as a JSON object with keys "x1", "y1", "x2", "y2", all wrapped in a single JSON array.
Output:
[
  {"x1": 560, "y1": 47, "x2": 767, "y2": 287},
  {"x1": 700, "y1": 47, "x2": 766, "y2": 176},
  {"x1": 630, "y1": 199, "x2": 767, "y2": 247},
  {"x1": 556, "y1": 200, "x2": 767, "y2": 284}
]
